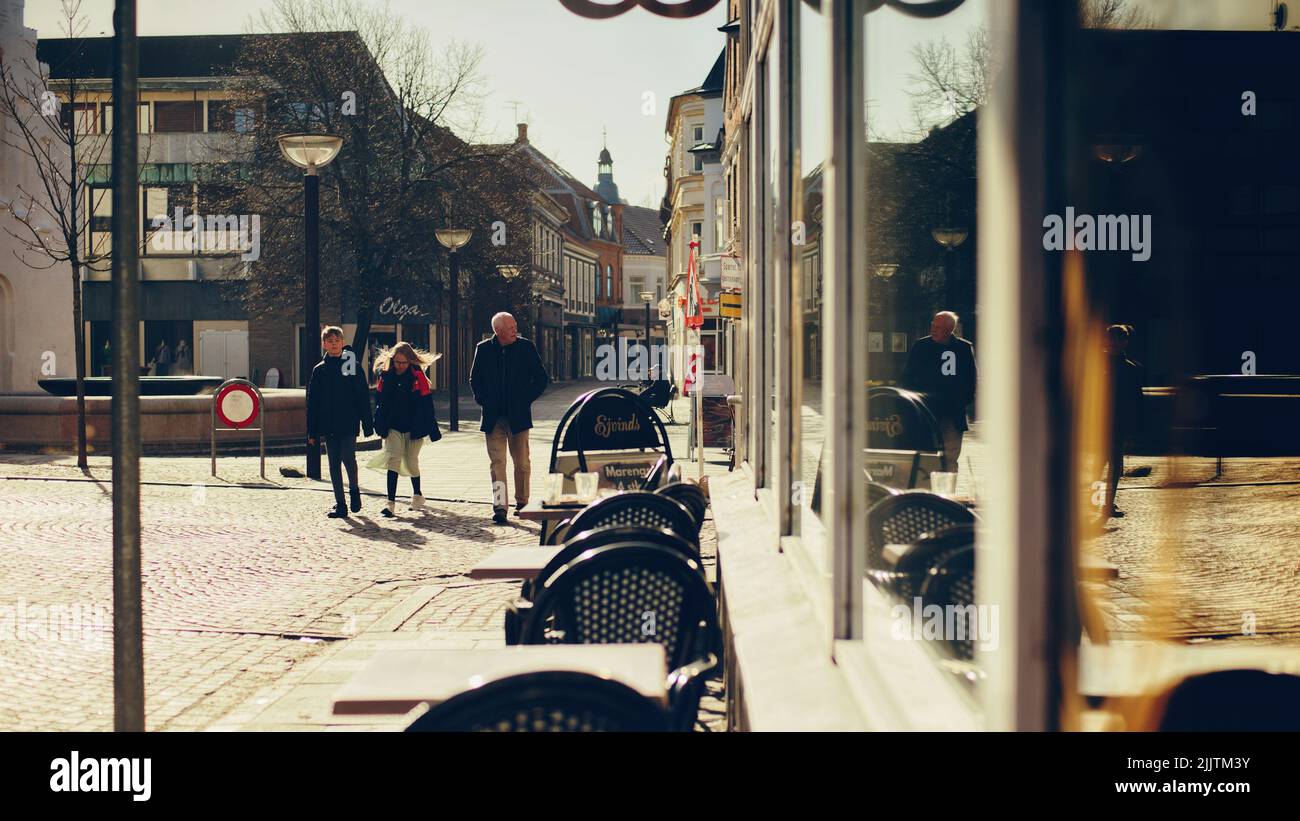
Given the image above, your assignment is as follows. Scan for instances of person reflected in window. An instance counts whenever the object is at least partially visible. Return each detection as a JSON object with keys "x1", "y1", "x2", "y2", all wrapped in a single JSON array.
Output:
[
  {"x1": 1101, "y1": 324, "x2": 1143, "y2": 519},
  {"x1": 901, "y1": 311, "x2": 977, "y2": 471},
  {"x1": 152, "y1": 340, "x2": 172, "y2": 376}
]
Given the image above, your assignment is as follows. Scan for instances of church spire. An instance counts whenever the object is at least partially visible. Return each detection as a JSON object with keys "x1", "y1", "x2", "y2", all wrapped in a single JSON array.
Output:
[{"x1": 594, "y1": 127, "x2": 621, "y2": 203}]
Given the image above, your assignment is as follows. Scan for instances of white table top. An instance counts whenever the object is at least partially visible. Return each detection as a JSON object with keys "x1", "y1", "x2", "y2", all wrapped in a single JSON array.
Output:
[
  {"x1": 331, "y1": 644, "x2": 668, "y2": 715},
  {"x1": 467, "y1": 546, "x2": 564, "y2": 580}
]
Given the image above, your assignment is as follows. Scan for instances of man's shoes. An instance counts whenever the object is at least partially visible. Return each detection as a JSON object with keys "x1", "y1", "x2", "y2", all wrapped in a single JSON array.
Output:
[
  {"x1": 349, "y1": 487, "x2": 362, "y2": 513},
  {"x1": 411, "y1": 494, "x2": 426, "y2": 510},
  {"x1": 514, "y1": 502, "x2": 526, "y2": 515},
  {"x1": 327, "y1": 506, "x2": 349, "y2": 519},
  {"x1": 381, "y1": 499, "x2": 396, "y2": 518},
  {"x1": 492, "y1": 509, "x2": 508, "y2": 525}
]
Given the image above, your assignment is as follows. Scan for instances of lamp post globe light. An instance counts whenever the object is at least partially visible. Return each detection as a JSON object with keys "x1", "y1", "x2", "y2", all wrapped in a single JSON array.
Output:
[
  {"x1": 277, "y1": 133, "x2": 343, "y2": 481},
  {"x1": 931, "y1": 226, "x2": 968, "y2": 320},
  {"x1": 436, "y1": 228, "x2": 473, "y2": 432}
]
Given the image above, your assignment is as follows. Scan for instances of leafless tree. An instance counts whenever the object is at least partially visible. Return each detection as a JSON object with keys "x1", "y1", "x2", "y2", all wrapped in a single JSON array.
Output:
[
  {"x1": 0, "y1": 0, "x2": 110, "y2": 467},
  {"x1": 905, "y1": 0, "x2": 1151, "y2": 133},
  {"x1": 211, "y1": 0, "x2": 535, "y2": 370}
]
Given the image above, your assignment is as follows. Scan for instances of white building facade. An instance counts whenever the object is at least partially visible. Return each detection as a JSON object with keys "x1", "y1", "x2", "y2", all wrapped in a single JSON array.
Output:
[
  {"x1": 0, "y1": 0, "x2": 74, "y2": 393},
  {"x1": 663, "y1": 51, "x2": 727, "y2": 390}
]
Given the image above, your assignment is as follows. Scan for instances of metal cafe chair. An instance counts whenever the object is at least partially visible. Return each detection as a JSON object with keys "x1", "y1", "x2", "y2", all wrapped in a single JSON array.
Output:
[
  {"x1": 511, "y1": 543, "x2": 721, "y2": 732},
  {"x1": 549, "y1": 387, "x2": 674, "y2": 492},
  {"x1": 917, "y1": 543, "x2": 977, "y2": 662},
  {"x1": 505, "y1": 525, "x2": 703, "y2": 644},
  {"x1": 560, "y1": 492, "x2": 699, "y2": 549},
  {"x1": 641, "y1": 454, "x2": 670, "y2": 491},
  {"x1": 870, "y1": 523, "x2": 973, "y2": 600},
  {"x1": 866, "y1": 479, "x2": 902, "y2": 510},
  {"x1": 655, "y1": 480, "x2": 708, "y2": 536},
  {"x1": 867, "y1": 491, "x2": 976, "y2": 571},
  {"x1": 404, "y1": 670, "x2": 671, "y2": 732}
]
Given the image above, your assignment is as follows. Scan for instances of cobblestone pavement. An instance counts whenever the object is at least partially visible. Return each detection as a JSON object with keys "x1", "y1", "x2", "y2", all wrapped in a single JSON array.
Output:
[{"x1": 0, "y1": 379, "x2": 728, "y2": 731}]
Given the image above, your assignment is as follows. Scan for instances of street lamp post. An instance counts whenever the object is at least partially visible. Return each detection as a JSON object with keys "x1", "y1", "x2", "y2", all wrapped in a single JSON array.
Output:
[
  {"x1": 436, "y1": 228, "x2": 473, "y2": 431},
  {"x1": 640, "y1": 289, "x2": 655, "y2": 365},
  {"x1": 931, "y1": 226, "x2": 968, "y2": 316},
  {"x1": 278, "y1": 133, "x2": 343, "y2": 480}
]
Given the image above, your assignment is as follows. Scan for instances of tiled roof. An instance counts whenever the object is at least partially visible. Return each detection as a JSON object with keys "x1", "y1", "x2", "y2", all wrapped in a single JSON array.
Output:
[{"x1": 621, "y1": 206, "x2": 665, "y2": 257}]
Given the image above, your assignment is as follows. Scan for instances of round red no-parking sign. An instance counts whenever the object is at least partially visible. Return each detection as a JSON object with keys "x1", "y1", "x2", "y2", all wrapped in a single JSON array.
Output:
[{"x1": 215, "y1": 382, "x2": 260, "y2": 429}]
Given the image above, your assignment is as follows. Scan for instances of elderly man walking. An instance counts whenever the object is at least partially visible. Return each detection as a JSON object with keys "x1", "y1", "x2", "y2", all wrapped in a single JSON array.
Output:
[
  {"x1": 901, "y1": 311, "x2": 978, "y2": 470},
  {"x1": 469, "y1": 312, "x2": 550, "y2": 524}
]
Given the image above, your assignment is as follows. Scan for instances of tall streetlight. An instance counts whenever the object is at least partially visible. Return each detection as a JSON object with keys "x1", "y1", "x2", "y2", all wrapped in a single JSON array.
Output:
[
  {"x1": 278, "y1": 133, "x2": 343, "y2": 480},
  {"x1": 931, "y1": 226, "x2": 968, "y2": 317},
  {"x1": 436, "y1": 227, "x2": 473, "y2": 431},
  {"x1": 640, "y1": 289, "x2": 656, "y2": 365}
]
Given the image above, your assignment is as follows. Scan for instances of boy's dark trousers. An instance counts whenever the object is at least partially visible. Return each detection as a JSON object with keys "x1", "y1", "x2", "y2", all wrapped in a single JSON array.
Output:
[{"x1": 324, "y1": 434, "x2": 359, "y2": 509}]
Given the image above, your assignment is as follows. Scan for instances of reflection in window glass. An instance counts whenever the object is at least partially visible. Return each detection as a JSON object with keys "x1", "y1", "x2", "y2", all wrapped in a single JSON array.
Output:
[
  {"x1": 1065, "y1": 1, "x2": 1300, "y2": 729},
  {"x1": 765, "y1": 48, "x2": 781, "y2": 493},
  {"x1": 863, "y1": 0, "x2": 985, "y2": 689},
  {"x1": 796, "y1": 0, "x2": 828, "y2": 529}
]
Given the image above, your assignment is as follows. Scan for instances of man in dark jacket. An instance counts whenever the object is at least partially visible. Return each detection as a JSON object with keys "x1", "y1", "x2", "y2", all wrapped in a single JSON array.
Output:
[
  {"x1": 307, "y1": 327, "x2": 374, "y2": 518},
  {"x1": 469, "y1": 312, "x2": 550, "y2": 523},
  {"x1": 1102, "y1": 324, "x2": 1143, "y2": 519},
  {"x1": 901, "y1": 311, "x2": 978, "y2": 470}
]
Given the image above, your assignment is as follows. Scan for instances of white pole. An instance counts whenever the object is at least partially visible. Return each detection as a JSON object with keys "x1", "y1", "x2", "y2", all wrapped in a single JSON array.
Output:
[{"x1": 697, "y1": 331, "x2": 704, "y2": 481}]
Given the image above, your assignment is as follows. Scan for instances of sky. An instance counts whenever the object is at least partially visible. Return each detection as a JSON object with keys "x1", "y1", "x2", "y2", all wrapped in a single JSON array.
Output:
[
  {"x1": 22, "y1": 0, "x2": 1278, "y2": 204},
  {"x1": 22, "y1": 0, "x2": 729, "y2": 209}
]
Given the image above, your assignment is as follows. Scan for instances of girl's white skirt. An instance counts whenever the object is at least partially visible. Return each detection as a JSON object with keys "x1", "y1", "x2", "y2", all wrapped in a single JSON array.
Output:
[{"x1": 367, "y1": 430, "x2": 424, "y2": 476}]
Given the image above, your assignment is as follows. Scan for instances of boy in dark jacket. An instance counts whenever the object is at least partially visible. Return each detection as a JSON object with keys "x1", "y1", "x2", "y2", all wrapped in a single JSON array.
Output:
[{"x1": 307, "y1": 326, "x2": 374, "y2": 518}]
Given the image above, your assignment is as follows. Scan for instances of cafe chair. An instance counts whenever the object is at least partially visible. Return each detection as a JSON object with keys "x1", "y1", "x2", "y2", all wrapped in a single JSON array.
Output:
[
  {"x1": 866, "y1": 480, "x2": 901, "y2": 511},
  {"x1": 506, "y1": 525, "x2": 703, "y2": 643},
  {"x1": 404, "y1": 670, "x2": 671, "y2": 732},
  {"x1": 655, "y1": 481, "x2": 708, "y2": 536},
  {"x1": 667, "y1": 652, "x2": 720, "y2": 732},
  {"x1": 562, "y1": 492, "x2": 700, "y2": 549},
  {"x1": 507, "y1": 526, "x2": 702, "y2": 644},
  {"x1": 641, "y1": 454, "x2": 670, "y2": 491},
  {"x1": 512, "y1": 543, "x2": 722, "y2": 727},
  {"x1": 543, "y1": 517, "x2": 573, "y2": 547},
  {"x1": 872, "y1": 523, "x2": 975, "y2": 601},
  {"x1": 1145, "y1": 669, "x2": 1300, "y2": 732},
  {"x1": 917, "y1": 542, "x2": 976, "y2": 662},
  {"x1": 867, "y1": 492, "x2": 976, "y2": 571}
]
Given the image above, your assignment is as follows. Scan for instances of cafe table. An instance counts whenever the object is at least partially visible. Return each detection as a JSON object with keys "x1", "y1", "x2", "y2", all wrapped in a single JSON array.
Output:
[
  {"x1": 331, "y1": 644, "x2": 668, "y2": 716},
  {"x1": 517, "y1": 489, "x2": 619, "y2": 544},
  {"x1": 468, "y1": 546, "x2": 564, "y2": 580}
]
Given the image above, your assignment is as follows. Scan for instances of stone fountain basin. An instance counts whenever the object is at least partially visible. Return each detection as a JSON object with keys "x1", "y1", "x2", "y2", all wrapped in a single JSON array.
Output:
[{"x1": 38, "y1": 376, "x2": 226, "y2": 397}]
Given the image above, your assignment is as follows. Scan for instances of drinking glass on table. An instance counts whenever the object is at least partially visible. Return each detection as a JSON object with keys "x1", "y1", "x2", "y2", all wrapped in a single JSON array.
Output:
[
  {"x1": 543, "y1": 473, "x2": 565, "y2": 505},
  {"x1": 929, "y1": 471, "x2": 957, "y2": 496},
  {"x1": 575, "y1": 472, "x2": 600, "y2": 502}
]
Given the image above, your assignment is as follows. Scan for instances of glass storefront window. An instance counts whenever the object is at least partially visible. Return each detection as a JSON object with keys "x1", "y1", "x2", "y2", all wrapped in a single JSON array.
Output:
[
  {"x1": 794, "y1": 0, "x2": 828, "y2": 528},
  {"x1": 860, "y1": 0, "x2": 987, "y2": 698},
  {"x1": 1061, "y1": 1, "x2": 1300, "y2": 730},
  {"x1": 763, "y1": 40, "x2": 782, "y2": 494}
]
